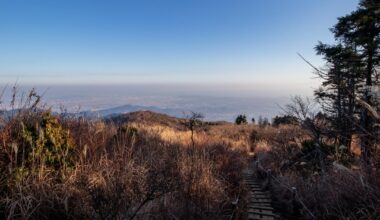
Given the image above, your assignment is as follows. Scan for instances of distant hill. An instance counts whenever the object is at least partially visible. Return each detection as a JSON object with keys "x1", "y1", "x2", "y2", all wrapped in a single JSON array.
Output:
[
  {"x1": 110, "y1": 110, "x2": 188, "y2": 129},
  {"x1": 109, "y1": 110, "x2": 230, "y2": 130},
  {"x1": 80, "y1": 104, "x2": 185, "y2": 118}
]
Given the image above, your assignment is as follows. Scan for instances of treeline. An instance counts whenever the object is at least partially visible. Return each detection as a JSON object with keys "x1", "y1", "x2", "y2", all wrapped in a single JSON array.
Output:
[{"x1": 235, "y1": 114, "x2": 297, "y2": 127}]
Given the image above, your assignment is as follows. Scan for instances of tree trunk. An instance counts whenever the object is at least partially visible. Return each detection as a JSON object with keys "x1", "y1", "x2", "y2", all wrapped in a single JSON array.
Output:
[{"x1": 360, "y1": 47, "x2": 374, "y2": 173}]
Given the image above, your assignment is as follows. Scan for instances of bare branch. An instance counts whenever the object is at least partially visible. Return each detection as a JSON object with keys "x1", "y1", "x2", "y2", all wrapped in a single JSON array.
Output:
[{"x1": 297, "y1": 53, "x2": 327, "y2": 76}]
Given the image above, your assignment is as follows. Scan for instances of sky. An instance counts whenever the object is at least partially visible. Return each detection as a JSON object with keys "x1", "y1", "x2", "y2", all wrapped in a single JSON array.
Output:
[{"x1": 0, "y1": 0, "x2": 359, "y2": 88}]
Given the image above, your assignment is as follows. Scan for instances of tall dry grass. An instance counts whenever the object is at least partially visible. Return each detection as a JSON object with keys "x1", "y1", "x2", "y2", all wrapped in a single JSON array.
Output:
[
  {"x1": 251, "y1": 124, "x2": 380, "y2": 220},
  {"x1": 0, "y1": 90, "x2": 248, "y2": 219}
]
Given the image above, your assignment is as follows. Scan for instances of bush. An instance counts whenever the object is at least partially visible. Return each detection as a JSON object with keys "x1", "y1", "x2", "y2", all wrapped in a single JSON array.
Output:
[
  {"x1": 272, "y1": 115, "x2": 298, "y2": 127},
  {"x1": 2, "y1": 111, "x2": 75, "y2": 180},
  {"x1": 235, "y1": 114, "x2": 248, "y2": 125}
]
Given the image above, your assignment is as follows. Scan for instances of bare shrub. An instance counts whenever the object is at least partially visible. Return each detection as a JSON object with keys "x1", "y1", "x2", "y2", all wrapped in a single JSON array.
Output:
[{"x1": 0, "y1": 90, "x2": 247, "y2": 219}]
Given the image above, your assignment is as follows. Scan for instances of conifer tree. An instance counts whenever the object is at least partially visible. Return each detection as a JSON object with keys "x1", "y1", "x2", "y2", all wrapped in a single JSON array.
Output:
[{"x1": 316, "y1": 0, "x2": 380, "y2": 169}]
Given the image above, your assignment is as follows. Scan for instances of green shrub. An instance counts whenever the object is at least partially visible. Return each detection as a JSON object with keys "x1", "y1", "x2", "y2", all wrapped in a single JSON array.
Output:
[
  {"x1": 235, "y1": 114, "x2": 248, "y2": 125},
  {"x1": 19, "y1": 111, "x2": 75, "y2": 175}
]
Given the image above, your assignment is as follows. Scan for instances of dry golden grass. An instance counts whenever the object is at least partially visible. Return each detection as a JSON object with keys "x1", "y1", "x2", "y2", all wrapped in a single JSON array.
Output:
[
  {"x1": 0, "y1": 109, "x2": 248, "y2": 220},
  {"x1": 251, "y1": 124, "x2": 380, "y2": 220},
  {"x1": 2, "y1": 91, "x2": 378, "y2": 220},
  {"x1": 130, "y1": 122, "x2": 253, "y2": 152}
]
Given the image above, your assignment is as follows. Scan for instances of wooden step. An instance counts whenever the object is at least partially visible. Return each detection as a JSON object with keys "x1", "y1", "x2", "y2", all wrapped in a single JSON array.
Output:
[
  {"x1": 249, "y1": 193, "x2": 270, "y2": 197},
  {"x1": 248, "y1": 213, "x2": 276, "y2": 220},
  {"x1": 249, "y1": 198, "x2": 272, "y2": 203},
  {"x1": 248, "y1": 210, "x2": 279, "y2": 217},
  {"x1": 250, "y1": 187, "x2": 263, "y2": 191},
  {"x1": 246, "y1": 180, "x2": 260, "y2": 183},
  {"x1": 247, "y1": 184, "x2": 262, "y2": 187},
  {"x1": 247, "y1": 205, "x2": 274, "y2": 210},
  {"x1": 246, "y1": 181, "x2": 261, "y2": 186},
  {"x1": 248, "y1": 208, "x2": 275, "y2": 215},
  {"x1": 248, "y1": 195, "x2": 271, "y2": 199},
  {"x1": 245, "y1": 180, "x2": 260, "y2": 183},
  {"x1": 249, "y1": 203, "x2": 272, "y2": 208},
  {"x1": 246, "y1": 181, "x2": 260, "y2": 184},
  {"x1": 243, "y1": 167, "x2": 279, "y2": 220},
  {"x1": 249, "y1": 191, "x2": 270, "y2": 196},
  {"x1": 249, "y1": 190, "x2": 270, "y2": 194}
]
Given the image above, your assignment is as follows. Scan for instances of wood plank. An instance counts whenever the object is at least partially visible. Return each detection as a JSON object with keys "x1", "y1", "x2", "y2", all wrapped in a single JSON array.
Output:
[
  {"x1": 248, "y1": 195, "x2": 271, "y2": 200},
  {"x1": 248, "y1": 184, "x2": 262, "y2": 187},
  {"x1": 249, "y1": 198, "x2": 272, "y2": 203},
  {"x1": 248, "y1": 213, "x2": 276, "y2": 220},
  {"x1": 247, "y1": 205, "x2": 274, "y2": 210},
  {"x1": 248, "y1": 208, "x2": 275, "y2": 215},
  {"x1": 250, "y1": 189, "x2": 264, "y2": 192},
  {"x1": 249, "y1": 203, "x2": 272, "y2": 207},
  {"x1": 244, "y1": 170, "x2": 279, "y2": 220},
  {"x1": 249, "y1": 194, "x2": 271, "y2": 198},
  {"x1": 249, "y1": 185, "x2": 263, "y2": 189},
  {"x1": 248, "y1": 211, "x2": 278, "y2": 217},
  {"x1": 249, "y1": 192, "x2": 271, "y2": 196},
  {"x1": 248, "y1": 210, "x2": 279, "y2": 218},
  {"x1": 248, "y1": 192, "x2": 270, "y2": 197}
]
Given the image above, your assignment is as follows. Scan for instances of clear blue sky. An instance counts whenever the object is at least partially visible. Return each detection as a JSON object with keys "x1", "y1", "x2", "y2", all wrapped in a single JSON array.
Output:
[{"x1": 0, "y1": 0, "x2": 359, "y2": 86}]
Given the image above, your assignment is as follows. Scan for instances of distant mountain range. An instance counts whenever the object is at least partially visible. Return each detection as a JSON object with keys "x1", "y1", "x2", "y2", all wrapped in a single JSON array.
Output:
[
  {"x1": 1, "y1": 92, "x2": 291, "y2": 122},
  {"x1": 1, "y1": 101, "x2": 284, "y2": 122},
  {"x1": 79, "y1": 104, "x2": 187, "y2": 119}
]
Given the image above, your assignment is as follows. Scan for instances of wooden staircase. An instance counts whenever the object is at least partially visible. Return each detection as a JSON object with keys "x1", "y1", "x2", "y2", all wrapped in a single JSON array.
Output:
[{"x1": 242, "y1": 170, "x2": 279, "y2": 220}]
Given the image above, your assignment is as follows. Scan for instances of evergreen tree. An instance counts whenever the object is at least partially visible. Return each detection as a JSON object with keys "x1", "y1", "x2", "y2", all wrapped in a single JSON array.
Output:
[
  {"x1": 314, "y1": 43, "x2": 364, "y2": 148},
  {"x1": 315, "y1": 0, "x2": 380, "y2": 168},
  {"x1": 333, "y1": 0, "x2": 380, "y2": 168},
  {"x1": 235, "y1": 114, "x2": 248, "y2": 125}
]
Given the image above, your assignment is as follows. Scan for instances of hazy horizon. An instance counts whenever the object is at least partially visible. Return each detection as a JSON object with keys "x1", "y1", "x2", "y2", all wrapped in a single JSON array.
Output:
[
  {"x1": 0, "y1": 83, "x2": 311, "y2": 121},
  {"x1": 0, "y1": 0, "x2": 358, "y2": 120}
]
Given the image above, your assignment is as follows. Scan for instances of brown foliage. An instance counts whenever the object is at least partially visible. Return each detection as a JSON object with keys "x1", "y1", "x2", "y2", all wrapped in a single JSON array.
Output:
[
  {"x1": 252, "y1": 124, "x2": 380, "y2": 220},
  {"x1": 0, "y1": 107, "x2": 248, "y2": 219}
]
